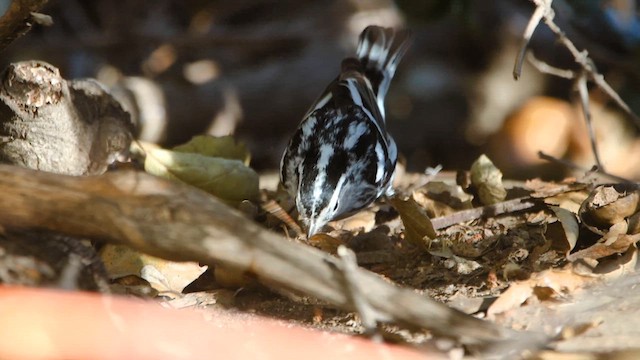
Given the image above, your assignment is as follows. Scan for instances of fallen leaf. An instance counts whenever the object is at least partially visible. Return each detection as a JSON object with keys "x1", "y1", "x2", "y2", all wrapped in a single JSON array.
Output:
[
  {"x1": 593, "y1": 243, "x2": 638, "y2": 279},
  {"x1": 144, "y1": 147, "x2": 259, "y2": 203},
  {"x1": 567, "y1": 223, "x2": 640, "y2": 262},
  {"x1": 333, "y1": 210, "x2": 376, "y2": 233},
  {"x1": 549, "y1": 206, "x2": 580, "y2": 256},
  {"x1": 487, "y1": 268, "x2": 593, "y2": 319},
  {"x1": 100, "y1": 244, "x2": 207, "y2": 294},
  {"x1": 388, "y1": 196, "x2": 436, "y2": 249},
  {"x1": 308, "y1": 233, "x2": 343, "y2": 254},
  {"x1": 470, "y1": 154, "x2": 507, "y2": 205},
  {"x1": 544, "y1": 190, "x2": 589, "y2": 215},
  {"x1": 173, "y1": 135, "x2": 251, "y2": 165},
  {"x1": 579, "y1": 184, "x2": 640, "y2": 235},
  {"x1": 556, "y1": 320, "x2": 603, "y2": 341}
]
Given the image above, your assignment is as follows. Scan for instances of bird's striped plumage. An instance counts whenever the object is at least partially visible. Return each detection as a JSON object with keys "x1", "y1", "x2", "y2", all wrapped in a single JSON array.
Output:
[{"x1": 280, "y1": 26, "x2": 410, "y2": 237}]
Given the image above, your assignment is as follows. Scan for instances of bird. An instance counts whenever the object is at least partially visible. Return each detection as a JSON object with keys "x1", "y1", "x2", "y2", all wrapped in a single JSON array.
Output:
[{"x1": 280, "y1": 25, "x2": 411, "y2": 237}]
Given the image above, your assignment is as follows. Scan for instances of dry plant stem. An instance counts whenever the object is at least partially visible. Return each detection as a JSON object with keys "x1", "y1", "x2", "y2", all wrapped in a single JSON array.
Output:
[
  {"x1": 520, "y1": 0, "x2": 640, "y2": 128},
  {"x1": 337, "y1": 245, "x2": 382, "y2": 342},
  {"x1": 262, "y1": 199, "x2": 303, "y2": 237},
  {"x1": 0, "y1": 165, "x2": 507, "y2": 344},
  {"x1": 431, "y1": 197, "x2": 537, "y2": 230},
  {"x1": 0, "y1": 0, "x2": 49, "y2": 52},
  {"x1": 513, "y1": 0, "x2": 548, "y2": 79},
  {"x1": 537, "y1": 151, "x2": 635, "y2": 184},
  {"x1": 574, "y1": 72, "x2": 604, "y2": 170},
  {"x1": 526, "y1": 52, "x2": 574, "y2": 79},
  {"x1": 516, "y1": 0, "x2": 640, "y2": 174}
]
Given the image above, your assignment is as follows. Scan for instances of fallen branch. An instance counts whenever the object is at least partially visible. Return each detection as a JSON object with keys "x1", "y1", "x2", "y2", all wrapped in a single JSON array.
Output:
[{"x1": 0, "y1": 164, "x2": 509, "y2": 344}]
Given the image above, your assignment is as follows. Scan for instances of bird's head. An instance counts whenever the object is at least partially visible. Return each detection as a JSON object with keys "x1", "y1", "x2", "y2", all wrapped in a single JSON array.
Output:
[{"x1": 297, "y1": 173, "x2": 378, "y2": 237}]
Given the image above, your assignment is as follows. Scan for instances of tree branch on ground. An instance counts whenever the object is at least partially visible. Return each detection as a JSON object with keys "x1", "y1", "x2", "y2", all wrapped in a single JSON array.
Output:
[{"x1": 0, "y1": 164, "x2": 519, "y2": 345}]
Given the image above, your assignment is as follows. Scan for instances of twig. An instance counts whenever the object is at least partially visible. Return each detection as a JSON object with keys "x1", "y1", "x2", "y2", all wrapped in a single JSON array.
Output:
[
  {"x1": 573, "y1": 71, "x2": 604, "y2": 170},
  {"x1": 336, "y1": 245, "x2": 383, "y2": 341},
  {"x1": 526, "y1": 52, "x2": 574, "y2": 79},
  {"x1": 262, "y1": 199, "x2": 303, "y2": 237},
  {"x1": 513, "y1": 0, "x2": 549, "y2": 80},
  {"x1": 527, "y1": 0, "x2": 640, "y2": 127},
  {"x1": 590, "y1": 70, "x2": 640, "y2": 129},
  {"x1": 528, "y1": 54, "x2": 605, "y2": 171},
  {"x1": 431, "y1": 197, "x2": 538, "y2": 230},
  {"x1": 516, "y1": 0, "x2": 640, "y2": 176},
  {"x1": 537, "y1": 151, "x2": 635, "y2": 184}
]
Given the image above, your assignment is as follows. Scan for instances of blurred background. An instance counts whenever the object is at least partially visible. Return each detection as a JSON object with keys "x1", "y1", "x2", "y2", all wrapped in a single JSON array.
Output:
[{"x1": 2, "y1": 0, "x2": 640, "y2": 179}]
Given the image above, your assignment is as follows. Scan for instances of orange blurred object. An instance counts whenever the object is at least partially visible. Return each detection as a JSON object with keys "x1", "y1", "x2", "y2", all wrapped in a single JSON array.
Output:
[
  {"x1": 490, "y1": 96, "x2": 575, "y2": 169},
  {"x1": 489, "y1": 96, "x2": 640, "y2": 180},
  {"x1": 0, "y1": 286, "x2": 440, "y2": 360}
]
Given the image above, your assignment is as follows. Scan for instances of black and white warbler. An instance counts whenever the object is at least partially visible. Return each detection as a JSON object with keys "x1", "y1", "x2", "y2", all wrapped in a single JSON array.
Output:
[{"x1": 280, "y1": 25, "x2": 411, "y2": 237}]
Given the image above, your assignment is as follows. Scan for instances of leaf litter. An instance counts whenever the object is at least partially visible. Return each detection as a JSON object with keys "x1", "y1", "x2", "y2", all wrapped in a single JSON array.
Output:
[{"x1": 120, "y1": 144, "x2": 640, "y2": 356}]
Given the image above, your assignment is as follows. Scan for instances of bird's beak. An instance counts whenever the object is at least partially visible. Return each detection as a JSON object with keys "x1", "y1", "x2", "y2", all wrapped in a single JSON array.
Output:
[{"x1": 306, "y1": 219, "x2": 323, "y2": 238}]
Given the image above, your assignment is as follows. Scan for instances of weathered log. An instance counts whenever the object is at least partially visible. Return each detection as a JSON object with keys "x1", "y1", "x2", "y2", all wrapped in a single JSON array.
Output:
[
  {"x1": 0, "y1": 164, "x2": 507, "y2": 344},
  {"x1": 0, "y1": 61, "x2": 132, "y2": 175}
]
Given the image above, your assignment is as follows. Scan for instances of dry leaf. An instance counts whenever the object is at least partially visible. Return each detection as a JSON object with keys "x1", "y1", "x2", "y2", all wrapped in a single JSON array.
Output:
[
  {"x1": 173, "y1": 135, "x2": 251, "y2": 165},
  {"x1": 388, "y1": 196, "x2": 436, "y2": 249},
  {"x1": 308, "y1": 233, "x2": 343, "y2": 254},
  {"x1": 549, "y1": 206, "x2": 579, "y2": 256},
  {"x1": 470, "y1": 154, "x2": 506, "y2": 205},
  {"x1": 100, "y1": 244, "x2": 207, "y2": 294},
  {"x1": 144, "y1": 147, "x2": 259, "y2": 203},
  {"x1": 333, "y1": 210, "x2": 376, "y2": 233},
  {"x1": 487, "y1": 268, "x2": 593, "y2": 319},
  {"x1": 580, "y1": 184, "x2": 640, "y2": 235},
  {"x1": 567, "y1": 224, "x2": 640, "y2": 262}
]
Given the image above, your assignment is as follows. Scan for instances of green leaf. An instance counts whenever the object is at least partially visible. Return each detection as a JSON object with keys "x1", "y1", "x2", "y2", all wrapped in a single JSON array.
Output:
[
  {"x1": 145, "y1": 147, "x2": 259, "y2": 203},
  {"x1": 173, "y1": 135, "x2": 250, "y2": 165}
]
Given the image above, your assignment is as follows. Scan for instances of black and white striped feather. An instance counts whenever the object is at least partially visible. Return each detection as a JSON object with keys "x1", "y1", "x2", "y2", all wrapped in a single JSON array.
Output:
[{"x1": 281, "y1": 25, "x2": 410, "y2": 237}]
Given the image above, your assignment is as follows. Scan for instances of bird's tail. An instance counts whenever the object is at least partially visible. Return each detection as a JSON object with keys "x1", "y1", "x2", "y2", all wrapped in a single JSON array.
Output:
[{"x1": 356, "y1": 26, "x2": 411, "y2": 115}]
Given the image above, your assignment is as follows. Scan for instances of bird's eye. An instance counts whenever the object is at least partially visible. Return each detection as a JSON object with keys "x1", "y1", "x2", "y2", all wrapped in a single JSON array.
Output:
[{"x1": 333, "y1": 201, "x2": 339, "y2": 212}]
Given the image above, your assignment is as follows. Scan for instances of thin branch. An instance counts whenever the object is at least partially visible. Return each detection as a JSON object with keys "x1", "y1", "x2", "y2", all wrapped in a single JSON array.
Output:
[
  {"x1": 574, "y1": 71, "x2": 604, "y2": 171},
  {"x1": 431, "y1": 197, "x2": 538, "y2": 230},
  {"x1": 527, "y1": 52, "x2": 602, "y2": 169},
  {"x1": 337, "y1": 245, "x2": 383, "y2": 341},
  {"x1": 261, "y1": 199, "x2": 303, "y2": 237},
  {"x1": 513, "y1": 0, "x2": 549, "y2": 79},
  {"x1": 590, "y1": 71, "x2": 640, "y2": 129},
  {"x1": 537, "y1": 151, "x2": 635, "y2": 184},
  {"x1": 526, "y1": 52, "x2": 574, "y2": 79},
  {"x1": 516, "y1": 0, "x2": 640, "y2": 178},
  {"x1": 534, "y1": 0, "x2": 640, "y2": 128},
  {"x1": 528, "y1": 0, "x2": 640, "y2": 127}
]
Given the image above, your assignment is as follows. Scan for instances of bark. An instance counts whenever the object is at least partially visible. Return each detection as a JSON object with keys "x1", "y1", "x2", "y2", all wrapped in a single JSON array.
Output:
[
  {"x1": 0, "y1": 164, "x2": 508, "y2": 344},
  {"x1": 0, "y1": 61, "x2": 132, "y2": 175}
]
